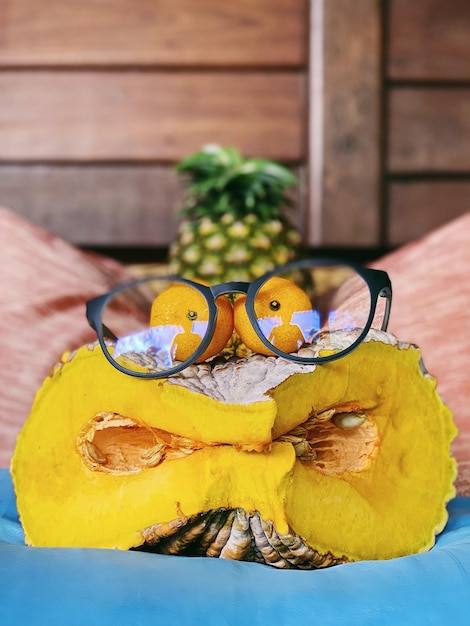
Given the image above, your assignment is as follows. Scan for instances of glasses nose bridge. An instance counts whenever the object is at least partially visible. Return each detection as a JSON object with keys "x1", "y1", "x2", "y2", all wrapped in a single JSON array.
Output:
[{"x1": 210, "y1": 281, "x2": 251, "y2": 299}]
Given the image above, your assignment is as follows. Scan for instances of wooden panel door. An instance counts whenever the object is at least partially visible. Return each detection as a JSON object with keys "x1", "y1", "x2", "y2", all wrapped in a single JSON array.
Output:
[
  {"x1": 386, "y1": 0, "x2": 470, "y2": 245},
  {"x1": 311, "y1": 0, "x2": 470, "y2": 249}
]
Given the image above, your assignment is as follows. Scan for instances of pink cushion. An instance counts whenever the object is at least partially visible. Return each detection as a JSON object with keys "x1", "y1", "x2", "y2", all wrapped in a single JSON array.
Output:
[
  {"x1": 0, "y1": 207, "x2": 140, "y2": 467},
  {"x1": 372, "y1": 212, "x2": 470, "y2": 496}
]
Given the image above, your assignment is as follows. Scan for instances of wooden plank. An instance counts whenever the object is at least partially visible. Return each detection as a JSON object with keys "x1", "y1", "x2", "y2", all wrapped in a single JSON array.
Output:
[
  {"x1": 0, "y1": 0, "x2": 307, "y2": 67},
  {"x1": 388, "y1": 0, "x2": 470, "y2": 81},
  {"x1": 388, "y1": 181, "x2": 470, "y2": 245},
  {"x1": 388, "y1": 88, "x2": 470, "y2": 172},
  {"x1": 0, "y1": 165, "x2": 183, "y2": 245},
  {"x1": 0, "y1": 165, "x2": 306, "y2": 247},
  {"x1": 0, "y1": 71, "x2": 305, "y2": 162},
  {"x1": 308, "y1": 0, "x2": 382, "y2": 246}
]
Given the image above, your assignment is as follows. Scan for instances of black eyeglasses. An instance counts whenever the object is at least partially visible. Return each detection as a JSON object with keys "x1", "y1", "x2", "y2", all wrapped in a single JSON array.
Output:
[{"x1": 86, "y1": 258, "x2": 392, "y2": 379}]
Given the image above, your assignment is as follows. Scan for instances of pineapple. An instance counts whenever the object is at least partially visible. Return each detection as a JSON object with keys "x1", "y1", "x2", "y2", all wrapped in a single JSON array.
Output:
[{"x1": 169, "y1": 144, "x2": 302, "y2": 283}]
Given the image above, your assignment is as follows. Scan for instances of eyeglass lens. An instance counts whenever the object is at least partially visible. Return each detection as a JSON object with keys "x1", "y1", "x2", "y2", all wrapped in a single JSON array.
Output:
[
  {"x1": 250, "y1": 264, "x2": 386, "y2": 360},
  {"x1": 101, "y1": 277, "x2": 213, "y2": 374},
  {"x1": 99, "y1": 263, "x2": 387, "y2": 374}
]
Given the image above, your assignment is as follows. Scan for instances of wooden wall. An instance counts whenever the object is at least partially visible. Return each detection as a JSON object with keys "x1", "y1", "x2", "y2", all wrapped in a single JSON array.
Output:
[
  {"x1": 313, "y1": 0, "x2": 470, "y2": 249},
  {"x1": 0, "y1": 0, "x2": 468, "y2": 258},
  {"x1": 308, "y1": 0, "x2": 382, "y2": 248},
  {"x1": 386, "y1": 0, "x2": 470, "y2": 245},
  {"x1": 0, "y1": 0, "x2": 308, "y2": 252}
]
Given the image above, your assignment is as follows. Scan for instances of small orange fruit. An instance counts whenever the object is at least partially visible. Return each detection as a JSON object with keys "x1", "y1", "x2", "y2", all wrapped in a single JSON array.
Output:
[
  {"x1": 150, "y1": 283, "x2": 233, "y2": 363},
  {"x1": 233, "y1": 277, "x2": 313, "y2": 356}
]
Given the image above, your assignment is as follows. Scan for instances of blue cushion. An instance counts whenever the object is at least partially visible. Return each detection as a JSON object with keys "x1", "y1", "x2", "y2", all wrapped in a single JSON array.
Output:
[{"x1": 1, "y1": 469, "x2": 469, "y2": 625}]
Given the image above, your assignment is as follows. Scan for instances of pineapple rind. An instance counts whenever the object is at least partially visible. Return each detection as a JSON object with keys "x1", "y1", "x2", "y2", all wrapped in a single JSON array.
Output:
[{"x1": 170, "y1": 215, "x2": 300, "y2": 284}]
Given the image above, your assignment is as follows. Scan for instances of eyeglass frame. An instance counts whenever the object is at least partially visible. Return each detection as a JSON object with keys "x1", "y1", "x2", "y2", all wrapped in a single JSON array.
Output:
[{"x1": 86, "y1": 257, "x2": 392, "y2": 379}]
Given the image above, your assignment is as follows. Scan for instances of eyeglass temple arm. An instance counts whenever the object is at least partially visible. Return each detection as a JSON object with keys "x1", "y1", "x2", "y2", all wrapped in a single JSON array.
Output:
[
  {"x1": 379, "y1": 287, "x2": 392, "y2": 331},
  {"x1": 86, "y1": 313, "x2": 118, "y2": 342}
]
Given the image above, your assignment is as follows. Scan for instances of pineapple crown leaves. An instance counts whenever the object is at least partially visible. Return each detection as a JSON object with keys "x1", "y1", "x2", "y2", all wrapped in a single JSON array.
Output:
[{"x1": 176, "y1": 144, "x2": 297, "y2": 221}]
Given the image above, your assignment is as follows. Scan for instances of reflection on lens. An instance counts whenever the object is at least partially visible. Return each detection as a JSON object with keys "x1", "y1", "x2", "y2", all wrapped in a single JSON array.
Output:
[
  {"x1": 113, "y1": 324, "x2": 184, "y2": 368},
  {"x1": 253, "y1": 264, "x2": 372, "y2": 358},
  {"x1": 101, "y1": 278, "x2": 211, "y2": 373}
]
